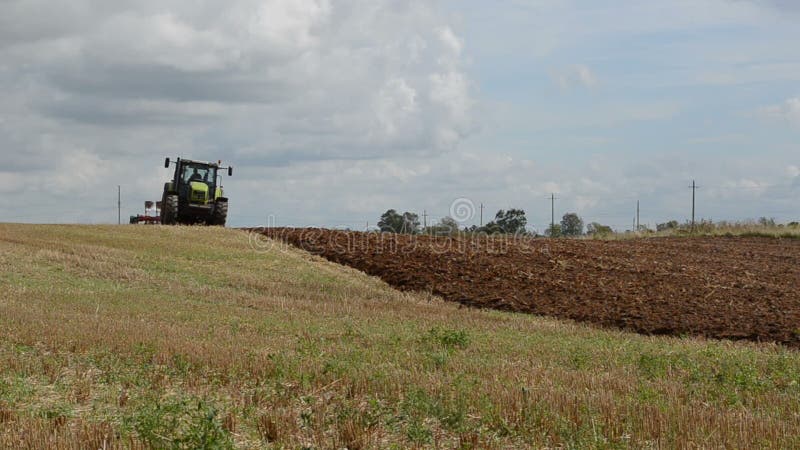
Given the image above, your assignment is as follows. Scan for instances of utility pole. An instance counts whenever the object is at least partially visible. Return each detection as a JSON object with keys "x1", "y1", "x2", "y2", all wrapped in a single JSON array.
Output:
[
  {"x1": 689, "y1": 180, "x2": 699, "y2": 231},
  {"x1": 422, "y1": 210, "x2": 428, "y2": 230},
  {"x1": 117, "y1": 186, "x2": 121, "y2": 225},
  {"x1": 479, "y1": 203, "x2": 484, "y2": 227},
  {"x1": 550, "y1": 193, "x2": 557, "y2": 237},
  {"x1": 636, "y1": 200, "x2": 640, "y2": 232}
]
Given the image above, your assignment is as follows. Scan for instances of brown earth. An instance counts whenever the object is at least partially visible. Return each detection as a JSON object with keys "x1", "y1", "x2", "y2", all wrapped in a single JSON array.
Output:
[{"x1": 253, "y1": 228, "x2": 800, "y2": 347}]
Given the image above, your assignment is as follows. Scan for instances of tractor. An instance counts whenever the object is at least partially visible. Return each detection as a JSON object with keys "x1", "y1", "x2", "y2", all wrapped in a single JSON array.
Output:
[{"x1": 161, "y1": 157, "x2": 233, "y2": 226}]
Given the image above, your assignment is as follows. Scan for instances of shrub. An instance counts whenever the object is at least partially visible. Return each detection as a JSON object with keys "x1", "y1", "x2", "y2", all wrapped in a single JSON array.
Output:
[
  {"x1": 428, "y1": 328, "x2": 470, "y2": 350},
  {"x1": 125, "y1": 396, "x2": 233, "y2": 449}
]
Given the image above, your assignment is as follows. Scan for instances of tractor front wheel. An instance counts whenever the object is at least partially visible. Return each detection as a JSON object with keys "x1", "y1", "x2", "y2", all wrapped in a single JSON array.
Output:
[
  {"x1": 162, "y1": 194, "x2": 178, "y2": 225},
  {"x1": 210, "y1": 200, "x2": 228, "y2": 227}
]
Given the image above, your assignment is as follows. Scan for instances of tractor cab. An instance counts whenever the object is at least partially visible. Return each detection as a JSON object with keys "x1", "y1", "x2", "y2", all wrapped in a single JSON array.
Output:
[
  {"x1": 177, "y1": 161, "x2": 219, "y2": 206},
  {"x1": 182, "y1": 163, "x2": 214, "y2": 184}
]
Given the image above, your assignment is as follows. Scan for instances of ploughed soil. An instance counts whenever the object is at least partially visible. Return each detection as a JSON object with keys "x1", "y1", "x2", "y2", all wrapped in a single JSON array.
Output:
[{"x1": 254, "y1": 228, "x2": 800, "y2": 347}]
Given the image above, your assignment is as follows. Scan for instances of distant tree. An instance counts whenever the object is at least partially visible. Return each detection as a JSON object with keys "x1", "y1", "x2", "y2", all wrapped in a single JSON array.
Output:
[
  {"x1": 758, "y1": 217, "x2": 776, "y2": 227},
  {"x1": 495, "y1": 209, "x2": 528, "y2": 234},
  {"x1": 480, "y1": 221, "x2": 502, "y2": 235},
  {"x1": 586, "y1": 222, "x2": 612, "y2": 236},
  {"x1": 378, "y1": 209, "x2": 420, "y2": 234},
  {"x1": 560, "y1": 213, "x2": 584, "y2": 236},
  {"x1": 378, "y1": 209, "x2": 403, "y2": 233},
  {"x1": 545, "y1": 223, "x2": 562, "y2": 237},
  {"x1": 401, "y1": 212, "x2": 421, "y2": 234},
  {"x1": 426, "y1": 216, "x2": 459, "y2": 236},
  {"x1": 439, "y1": 216, "x2": 459, "y2": 231},
  {"x1": 656, "y1": 220, "x2": 679, "y2": 232}
]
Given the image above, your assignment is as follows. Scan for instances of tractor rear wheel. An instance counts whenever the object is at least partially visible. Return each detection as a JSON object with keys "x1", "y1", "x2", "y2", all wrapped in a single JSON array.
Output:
[
  {"x1": 210, "y1": 200, "x2": 228, "y2": 226},
  {"x1": 162, "y1": 194, "x2": 178, "y2": 225}
]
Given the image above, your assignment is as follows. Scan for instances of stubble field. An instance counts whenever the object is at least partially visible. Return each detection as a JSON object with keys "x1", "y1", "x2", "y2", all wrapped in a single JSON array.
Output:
[{"x1": 0, "y1": 224, "x2": 798, "y2": 448}]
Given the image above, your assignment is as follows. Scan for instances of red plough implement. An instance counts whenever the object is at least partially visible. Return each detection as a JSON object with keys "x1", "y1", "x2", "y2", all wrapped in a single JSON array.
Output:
[
  {"x1": 129, "y1": 215, "x2": 161, "y2": 224},
  {"x1": 129, "y1": 201, "x2": 162, "y2": 224}
]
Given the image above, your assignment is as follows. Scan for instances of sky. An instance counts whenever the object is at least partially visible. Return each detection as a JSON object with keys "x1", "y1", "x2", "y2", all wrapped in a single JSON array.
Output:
[{"x1": 0, "y1": 0, "x2": 798, "y2": 232}]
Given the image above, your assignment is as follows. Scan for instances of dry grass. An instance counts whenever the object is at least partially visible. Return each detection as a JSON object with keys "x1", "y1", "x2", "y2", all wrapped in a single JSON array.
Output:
[
  {"x1": 0, "y1": 223, "x2": 799, "y2": 448},
  {"x1": 585, "y1": 221, "x2": 800, "y2": 240},
  {"x1": 672, "y1": 222, "x2": 800, "y2": 239}
]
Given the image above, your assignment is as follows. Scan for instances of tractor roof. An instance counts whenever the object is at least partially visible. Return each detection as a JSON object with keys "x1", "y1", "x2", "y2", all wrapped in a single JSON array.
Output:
[{"x1": 179, "y1": 158, "x2": 221, "y2": 167}]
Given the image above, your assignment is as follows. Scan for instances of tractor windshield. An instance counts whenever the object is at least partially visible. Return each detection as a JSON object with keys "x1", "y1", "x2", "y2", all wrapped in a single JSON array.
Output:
[{"x1": 182, "y1": 164, "x2": 217, "y2": 185}]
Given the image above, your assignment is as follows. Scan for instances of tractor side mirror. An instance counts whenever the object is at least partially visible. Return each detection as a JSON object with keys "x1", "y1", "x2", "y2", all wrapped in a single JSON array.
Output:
[
  {"x1": 164, "y1": 157, "x2": 170, "y2": 168},
  {"x1": 228, "y1": 167, "x2": 233, "y2": 176}
]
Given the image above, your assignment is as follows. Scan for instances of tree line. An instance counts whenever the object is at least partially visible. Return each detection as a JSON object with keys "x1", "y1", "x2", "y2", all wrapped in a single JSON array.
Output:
[
  {"x1": 377, "y1": 208, "x2": 616, "y2": 237},
  {"x1": 377, "y1": 208, "x2": 796, "y2": 237}
]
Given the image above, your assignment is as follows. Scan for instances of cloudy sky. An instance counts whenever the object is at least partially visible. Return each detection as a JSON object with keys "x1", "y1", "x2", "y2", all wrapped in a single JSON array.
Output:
[{"x1": 0, "y1": 0, "x2": 798, "y2": 231}]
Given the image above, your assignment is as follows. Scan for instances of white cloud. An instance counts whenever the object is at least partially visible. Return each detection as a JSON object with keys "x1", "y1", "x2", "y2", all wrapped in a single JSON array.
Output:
[
  {"x1": 436, "y1": 26, "x2": 463, "y2": 57},
  {"x1": 375, "y1": 78, "x2": 419, "y2": 138},
  {"x1": 0, "y1": 0, "x2": 474, "y2": 160},
  {"x1": 736, "y1": 0, "x2": 800, "y2": 12},
  {"x1": 429, "y1": 71, "x2": 473, "y2": 149},
  {"x1": 43, "y1": 150, "x2": 113, "y2": 194},
  {"x1": 758, "y1": 97, "x2": 800, "y2": 126},
  {"x1": 552, "y1": 64, "x2": 597, "y2": 89}
]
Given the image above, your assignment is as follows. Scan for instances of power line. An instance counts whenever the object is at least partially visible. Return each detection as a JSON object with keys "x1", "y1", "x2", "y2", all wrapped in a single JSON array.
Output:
[
  {"x1": 689, "y1": 180, "x2": 700, "y2": 231},
  {"x1": 550, "y1": 193, "x2": 559, "y2": 236}
]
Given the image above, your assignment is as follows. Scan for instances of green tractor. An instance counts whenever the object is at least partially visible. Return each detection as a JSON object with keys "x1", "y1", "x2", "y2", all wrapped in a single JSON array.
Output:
[{"x1": 161, "y1": 157, "x2": 233, "y2": 226}]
